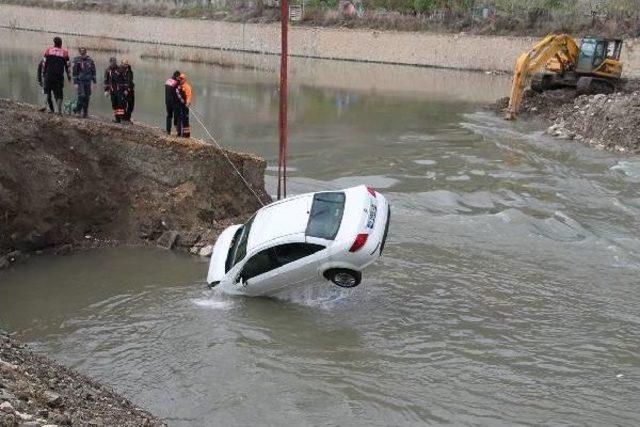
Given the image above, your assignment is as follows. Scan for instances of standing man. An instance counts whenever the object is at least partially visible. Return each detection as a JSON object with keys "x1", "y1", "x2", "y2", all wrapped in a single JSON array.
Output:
[
  {"x1": 42, "y1": 36, "x2": 71, "y2": 114},
  {"x1": 71, "y1": 47, "x2": 96, "y2": 118},
  {"x1": 121, "y1": 59, "x2": 135, "y2": 123},
  {"x1": 164, "y1": 70, "x2": 181, "y2": 135},
  {"x1": 104, "y1": 57, "x2": 125, "y2": 123},
  {"x1": 177, "y1": 73, "x2": 192, "y2": 138},
  {"x1": 36, "y1": 59, "x2": 48, "y2": 112}
]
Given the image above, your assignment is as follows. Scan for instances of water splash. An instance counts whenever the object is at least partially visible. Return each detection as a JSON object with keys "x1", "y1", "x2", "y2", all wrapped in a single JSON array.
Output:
[
  {"x1": 191, "y1": 290, "x2": 235, "y2": 310},
  {"x1": 272, "y1": 281, "x2": 368, "y2": 308}
]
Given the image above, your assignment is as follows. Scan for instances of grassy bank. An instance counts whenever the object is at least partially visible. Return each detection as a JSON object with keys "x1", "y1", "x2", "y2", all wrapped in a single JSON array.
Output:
[{"x1": 2, "y1": 0, "x2": 640, "y2": 37}]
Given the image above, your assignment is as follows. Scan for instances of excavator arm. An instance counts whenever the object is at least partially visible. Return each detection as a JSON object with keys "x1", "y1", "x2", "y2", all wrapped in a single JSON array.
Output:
[{"x1": 506, "y1": 34, "x2": 579, "y2": 120}]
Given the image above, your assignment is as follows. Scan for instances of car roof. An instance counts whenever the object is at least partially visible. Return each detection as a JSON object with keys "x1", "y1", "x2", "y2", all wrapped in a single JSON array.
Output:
[{"x1": 247, "y1": 193, "x2": 313, "y2": 252}]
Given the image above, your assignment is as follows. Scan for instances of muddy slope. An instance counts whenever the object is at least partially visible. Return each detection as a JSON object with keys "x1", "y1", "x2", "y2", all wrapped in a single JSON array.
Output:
[
  {"x1": 0, "y1": 332, "x2": 165, "y2": 426},
  {"x1": 0, "y1": 98, "x2": 269, "y2": 267}
]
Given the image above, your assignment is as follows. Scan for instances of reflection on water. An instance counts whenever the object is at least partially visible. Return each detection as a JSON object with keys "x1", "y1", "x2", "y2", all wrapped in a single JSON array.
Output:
[{"x1": 1, "y1": 29, "x2": 640, "y2": 427}]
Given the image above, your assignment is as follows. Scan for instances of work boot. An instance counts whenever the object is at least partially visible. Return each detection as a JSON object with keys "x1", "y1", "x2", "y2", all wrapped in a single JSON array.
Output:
[{"x1": 55, "y1": 98, "x2": 63, "y2": 115}]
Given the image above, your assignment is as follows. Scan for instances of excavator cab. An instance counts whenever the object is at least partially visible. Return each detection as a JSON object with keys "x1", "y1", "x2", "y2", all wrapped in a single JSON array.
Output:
[{"x1": 577, "y1": 37, "x2": 623, "y2": 74}]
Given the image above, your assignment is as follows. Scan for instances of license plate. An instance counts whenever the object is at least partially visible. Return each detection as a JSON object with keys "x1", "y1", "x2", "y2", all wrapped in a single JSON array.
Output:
[{"x1": 367, "y1": 204, "x2": 377, "y2": 228}]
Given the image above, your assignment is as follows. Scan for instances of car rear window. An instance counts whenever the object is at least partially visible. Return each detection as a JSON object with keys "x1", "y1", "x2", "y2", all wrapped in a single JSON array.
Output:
[{"x1": 305, "y1": 192, "x2": 346, "y2": 240}]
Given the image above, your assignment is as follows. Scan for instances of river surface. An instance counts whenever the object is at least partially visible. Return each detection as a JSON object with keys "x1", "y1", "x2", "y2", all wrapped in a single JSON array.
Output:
[{"x1": 1, "y1": 29, "x2": 640, "y2": 426}]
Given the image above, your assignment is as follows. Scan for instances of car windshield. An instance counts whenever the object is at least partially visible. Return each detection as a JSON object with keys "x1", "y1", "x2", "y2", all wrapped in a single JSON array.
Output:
[
  {"x1": 305, "y1": 192, "x2": 346, "y2": 240},
  {"x1": 230, "y1": 216, "x2": 254, "y2": 267},
  {"x1": 225, "y1": 226, "x2": 244, "y2": 272}
]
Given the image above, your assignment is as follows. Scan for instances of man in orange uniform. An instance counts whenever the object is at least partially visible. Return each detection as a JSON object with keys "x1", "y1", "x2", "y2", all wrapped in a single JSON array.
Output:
[{"x1": 177, "y1": 73, "x2": 192, "y2": 138}]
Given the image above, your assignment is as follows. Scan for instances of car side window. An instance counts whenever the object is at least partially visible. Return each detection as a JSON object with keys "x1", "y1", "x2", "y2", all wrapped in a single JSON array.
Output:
[
  {"x1": 273, "y1": 243, "x2": 325, "y2": 266},
  {"x1": 239, "y1": 249, "x2": 278, "y2": 281},
  {"x1": 239, "y1": 243, "x2": 325, "y2": 281}
]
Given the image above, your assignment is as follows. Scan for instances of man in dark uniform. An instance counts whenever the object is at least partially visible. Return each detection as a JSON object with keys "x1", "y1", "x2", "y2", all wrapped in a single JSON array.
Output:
[
  {"x1": 42, "y1": 36, "x2": 71, "y2": 114},
  {"x1": 103, "y1": 57, "x2": 125, "y2": 123},
  {"x1": 121, "y1": 59, "x2": 135, "y2": 123},
  {"x1": 164, "y1": 70, "x2": 181, "y2": 135},
  {"x1": 71, "y1": 47, "x2": 96, "y2": 118}
]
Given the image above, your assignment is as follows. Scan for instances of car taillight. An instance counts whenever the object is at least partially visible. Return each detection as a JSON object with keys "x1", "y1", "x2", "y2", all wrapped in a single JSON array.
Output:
[
  {"x1": 349, "y1": 233, "x2": 368, "y2": 252},
  {"x1": 366, "y1": 186, "x2": 376, "y2": 197}
]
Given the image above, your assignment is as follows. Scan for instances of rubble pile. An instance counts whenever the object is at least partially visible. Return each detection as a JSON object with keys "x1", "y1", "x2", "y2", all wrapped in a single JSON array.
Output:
[
  {"x1": 492, "y1": 83, "x2": 640, "y2": 153},
  {"x1": 545, "y1": 92, "x2": 640, "y2": 153}
]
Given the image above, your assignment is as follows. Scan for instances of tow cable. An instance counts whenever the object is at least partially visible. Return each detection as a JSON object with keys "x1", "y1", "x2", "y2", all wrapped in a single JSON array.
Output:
[{"x1": 190, "y1": 106, "x2": 266, "y2": 207}]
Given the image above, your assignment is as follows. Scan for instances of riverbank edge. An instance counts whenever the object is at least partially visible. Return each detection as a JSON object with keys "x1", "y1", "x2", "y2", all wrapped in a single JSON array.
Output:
[
  {"x1": 3, "y1": 3, "x2": 639, "y2": 76},
  {"x1": 491, "y1": 84, "x2": 640, "y2": 154},
  {"x1": 0, "y1": 98, "x2": 268, "y2": 271},
  {"x1": 0, "y1": 331, "x2": 166, "y2": 426}
]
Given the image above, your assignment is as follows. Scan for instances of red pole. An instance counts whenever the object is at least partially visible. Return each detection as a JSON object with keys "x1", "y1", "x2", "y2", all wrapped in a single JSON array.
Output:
[{"x1": 278, "y1": 0, "x2": 289, "y2": 200}]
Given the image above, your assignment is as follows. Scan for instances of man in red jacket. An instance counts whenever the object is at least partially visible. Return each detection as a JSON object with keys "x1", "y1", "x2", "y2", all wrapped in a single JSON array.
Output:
[{"x1": 41, "y1": 36, "x2": 71, "y2": 114}]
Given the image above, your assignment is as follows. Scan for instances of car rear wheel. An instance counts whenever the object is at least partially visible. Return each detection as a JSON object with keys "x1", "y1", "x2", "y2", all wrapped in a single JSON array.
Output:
[{"x1": 324, "y1": 269, "x2": 362, "y2": 288}]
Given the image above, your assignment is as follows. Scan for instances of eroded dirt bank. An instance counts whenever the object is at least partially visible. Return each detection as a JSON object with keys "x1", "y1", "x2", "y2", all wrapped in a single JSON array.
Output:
[
  {"x1": 493, "y1": 81, "x2": 640, "y2": 153},
  {"x1": 0, "y1": 98, "x2": 269, "y2": 269},
  {"x1": 0, "y1": 332, "x2": 164, "y2": 426}
]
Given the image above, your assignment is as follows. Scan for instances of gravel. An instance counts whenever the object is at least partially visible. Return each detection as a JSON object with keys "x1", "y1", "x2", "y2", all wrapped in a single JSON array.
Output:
[{"x1": 1, "y1": 332, "x2": 166, "y2": 426}]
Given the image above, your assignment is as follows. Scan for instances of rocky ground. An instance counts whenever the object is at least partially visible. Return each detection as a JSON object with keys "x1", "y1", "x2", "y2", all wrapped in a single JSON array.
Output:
[
  {"x1": 0, "y1": 98, "x2": 270, "y2": 270},
  {"x1": 493, "y1": 80, "x2": 640, "y2": 153},
  {"x1": 0, "y1": 332, "x2": 165, "y2": 426}
]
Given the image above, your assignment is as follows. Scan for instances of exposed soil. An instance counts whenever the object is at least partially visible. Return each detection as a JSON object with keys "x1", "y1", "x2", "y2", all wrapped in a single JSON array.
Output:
[
  {"x1": 0, "y1": 332, "x2": 165, "y2": 426},
  {"x1": 492, "y1": 80, "x2": 640, "y2": 154},
  {"x1": 0, "y1": 98, "x2": 270, "y2": 269}
]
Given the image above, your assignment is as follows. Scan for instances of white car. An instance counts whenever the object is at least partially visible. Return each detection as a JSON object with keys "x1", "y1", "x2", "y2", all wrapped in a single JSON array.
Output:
[{"x1": 206, "y1": 185, "x2": 391, "y2": 297}]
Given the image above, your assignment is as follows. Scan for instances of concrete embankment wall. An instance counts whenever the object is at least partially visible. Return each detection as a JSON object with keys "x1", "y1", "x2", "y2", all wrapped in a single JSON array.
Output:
[{"x1": 2, "y1": 4, "x2": 640, "y2": 76}]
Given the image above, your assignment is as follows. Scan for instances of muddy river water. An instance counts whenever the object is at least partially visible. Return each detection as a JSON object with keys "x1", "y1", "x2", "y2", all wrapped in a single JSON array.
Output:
[{"x1": 1, "y1": 29, "x2": 640, "y2": 425}]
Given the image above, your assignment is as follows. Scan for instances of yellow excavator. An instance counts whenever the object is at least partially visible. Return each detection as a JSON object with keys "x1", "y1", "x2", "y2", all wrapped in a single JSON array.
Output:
[{"x1": 506, "y1": 34, "x2": 624, "y2": 119}]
